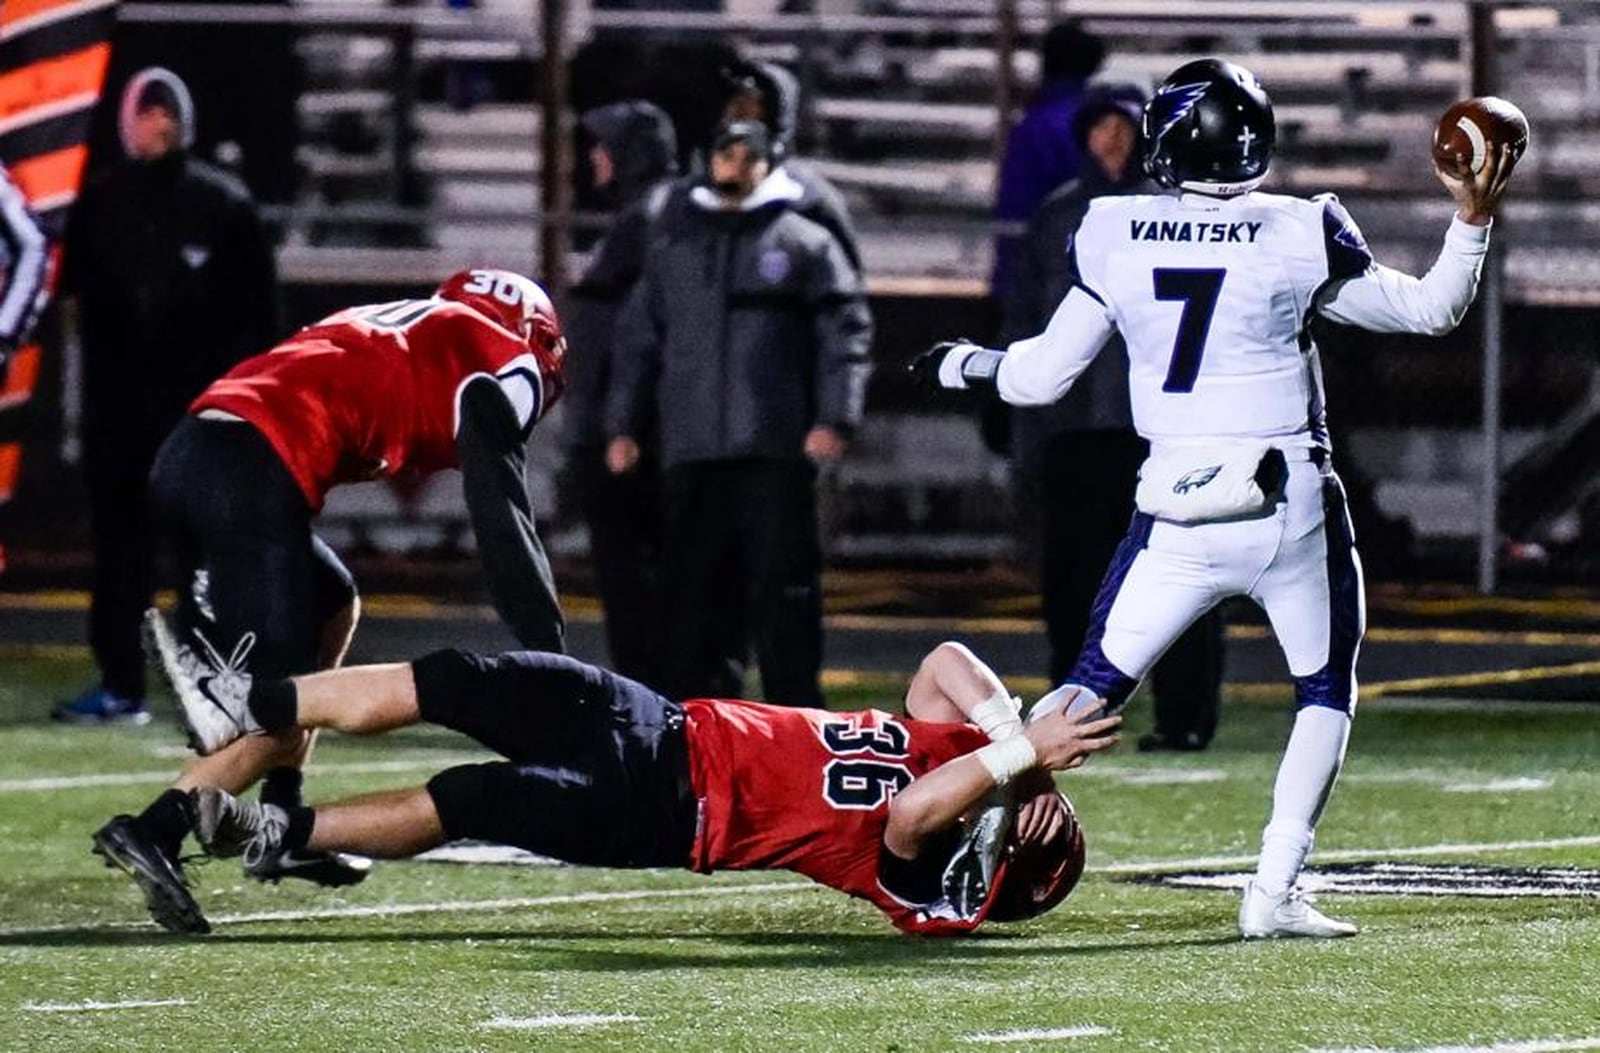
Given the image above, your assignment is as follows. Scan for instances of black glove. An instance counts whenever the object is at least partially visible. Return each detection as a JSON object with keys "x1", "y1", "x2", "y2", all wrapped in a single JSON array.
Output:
[
  {"x1": 909, "y1": 339, "x2": 1003, "y2": 393},
  {"x1": 908, "y1": 339, "x2": 976, "y2": 388}
]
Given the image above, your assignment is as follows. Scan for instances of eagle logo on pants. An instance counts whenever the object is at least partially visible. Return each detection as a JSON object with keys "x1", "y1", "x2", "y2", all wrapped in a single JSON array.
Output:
[{"x1": 1173, "y1": 465, "x2": 1223, "y2": 494}]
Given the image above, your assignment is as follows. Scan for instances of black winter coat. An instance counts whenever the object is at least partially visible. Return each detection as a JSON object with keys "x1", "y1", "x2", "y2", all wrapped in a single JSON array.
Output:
[{"x1": 64, "y1": 151, "x2": 276, "y2": 448}]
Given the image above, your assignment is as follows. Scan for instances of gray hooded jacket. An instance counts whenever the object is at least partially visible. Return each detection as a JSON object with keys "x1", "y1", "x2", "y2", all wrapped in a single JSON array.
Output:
[{"x1": 606, "y1": 168, "x2": 873, "y2": 469}]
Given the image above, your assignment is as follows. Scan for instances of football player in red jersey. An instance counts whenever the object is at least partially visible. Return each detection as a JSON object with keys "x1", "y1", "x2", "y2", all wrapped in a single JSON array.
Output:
[
  {"x1": 91, "y1": 269, "x2": 570, "y2": 934},
  {"x1": 160, "y1": 640, "x2": 1120, "y2": 934}
]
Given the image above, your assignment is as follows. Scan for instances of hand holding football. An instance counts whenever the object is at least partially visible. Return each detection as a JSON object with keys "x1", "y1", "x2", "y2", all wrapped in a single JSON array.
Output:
[{"x1": 1432, "y1": 96, "x2": 1529, "y2": 177}]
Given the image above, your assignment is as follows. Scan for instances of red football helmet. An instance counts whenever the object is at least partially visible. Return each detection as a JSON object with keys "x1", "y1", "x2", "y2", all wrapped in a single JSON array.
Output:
[
  {"x1": 985, "y1": 790, "x2": 1087, "y2": 923},
  {"x1": 436, "y1": 268, "x2": 567, "y2": 411}
]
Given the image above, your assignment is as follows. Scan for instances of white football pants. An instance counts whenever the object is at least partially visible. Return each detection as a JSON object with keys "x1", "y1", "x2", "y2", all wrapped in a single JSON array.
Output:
[{"x1": 1061, "y1": 458, "x2": 1366, "y2": 894}]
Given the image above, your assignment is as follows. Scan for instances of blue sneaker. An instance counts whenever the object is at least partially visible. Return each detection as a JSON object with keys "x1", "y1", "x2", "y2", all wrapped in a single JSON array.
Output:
[{"x1": 51, "y1": 686, "x2": 152, "y2": 726}]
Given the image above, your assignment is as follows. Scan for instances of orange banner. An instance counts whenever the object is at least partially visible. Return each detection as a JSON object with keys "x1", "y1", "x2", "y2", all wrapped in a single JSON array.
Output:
[
  {"x1": 8, "y1": 143, "x2": 87, "y2": 203},
  {"x1": 0, "y1": 43, "x2": 111, "y2": 120}
]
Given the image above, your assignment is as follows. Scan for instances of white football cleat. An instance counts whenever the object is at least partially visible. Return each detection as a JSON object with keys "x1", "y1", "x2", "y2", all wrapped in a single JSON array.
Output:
[
  {"x1": 144, "y1": 608, "x2": 261, "y2": 755},
  {"x1": 1238, "y1": 880, "x2": 1357, "y2": 939}
]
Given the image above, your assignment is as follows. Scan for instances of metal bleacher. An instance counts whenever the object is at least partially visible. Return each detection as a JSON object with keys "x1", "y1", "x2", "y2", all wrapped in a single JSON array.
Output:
[
  {"x1": 143, "y1": 0, "x2": 1600, "y2": 561},
  {"x1": 270, "y1": 0, "x2": 1600, "y2": 297}
]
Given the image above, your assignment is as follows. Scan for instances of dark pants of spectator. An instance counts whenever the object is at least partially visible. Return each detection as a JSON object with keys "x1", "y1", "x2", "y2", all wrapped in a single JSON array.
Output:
[
  {"x1": 573, "y1": 446, "x2": 666, "y2": 690},
  {"x1": 1032, "y1": 429, "x2": 1224, "y2": 744},
  {"x1": 661, "y1": 459, "x2": 823, "y2": 708},
  {"x1": 84, "y1": 431, "x2": 163, "y2": 701}
]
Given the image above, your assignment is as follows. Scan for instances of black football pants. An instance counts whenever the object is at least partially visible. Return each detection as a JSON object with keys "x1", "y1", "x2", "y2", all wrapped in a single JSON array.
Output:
[{"x1": 148, "y1": 416, "x2": 354, "y2": 681}]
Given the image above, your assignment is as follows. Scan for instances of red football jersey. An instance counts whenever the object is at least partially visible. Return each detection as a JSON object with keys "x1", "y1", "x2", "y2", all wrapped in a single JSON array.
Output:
[
  {"x1": 683, "y1": 698, "x2": 990, "y2": 935},
  {"x1": 192, "y1": 299, "x2": 540, "y2": 511}
]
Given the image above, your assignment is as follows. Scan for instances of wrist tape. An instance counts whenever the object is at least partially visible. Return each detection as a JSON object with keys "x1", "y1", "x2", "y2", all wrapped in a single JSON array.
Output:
[
  {"x1": 975, "y1": 736, "x2": 1038, "y2": 786},
  {"x1": 970, "y1": 689, "x2": 1024, "y2": 741}
]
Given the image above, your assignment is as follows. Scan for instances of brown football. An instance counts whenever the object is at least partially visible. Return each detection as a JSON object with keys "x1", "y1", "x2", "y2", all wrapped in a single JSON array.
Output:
[{"x1": 1432, "y1": 96, "x2": 1529, "y2": 176}]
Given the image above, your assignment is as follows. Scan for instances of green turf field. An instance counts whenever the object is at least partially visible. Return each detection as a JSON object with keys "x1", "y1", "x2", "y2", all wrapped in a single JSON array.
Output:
[{"x1": 2, "y1": 648, "x2": 1599, "y2": 1052}]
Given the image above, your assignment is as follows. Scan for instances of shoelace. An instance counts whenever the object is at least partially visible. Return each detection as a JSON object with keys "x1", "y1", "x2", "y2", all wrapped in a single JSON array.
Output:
[
  {"x1": 1279, "y1": 886, "x2": 1325, "y2": 914},
  {"x1": 176, "y1": 851, "x2": 212, "y2": 885},
  {"x1": 241, "y1": 806, "x2": 290, "y2": 870},
  {"x1": 192, "y1": 627, "x2": 257, "y2": 681},
  {"x1": 189, "y1": 627, "x2": 258, "y2": 708}
]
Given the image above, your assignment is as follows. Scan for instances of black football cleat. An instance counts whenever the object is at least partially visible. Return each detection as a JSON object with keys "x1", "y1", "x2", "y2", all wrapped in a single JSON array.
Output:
[
  {"x1": 248, "y1": 849, "x2": 373, "y2": 888},
  {"x1": 92, "y1": 815, "x2": 210, "y2": 935}
]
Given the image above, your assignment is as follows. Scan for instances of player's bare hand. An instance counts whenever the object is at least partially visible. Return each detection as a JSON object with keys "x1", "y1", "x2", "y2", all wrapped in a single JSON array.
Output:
[
  {"x1": 804, "y1": 425, "x2": 848, "y2": 464},
  {"x1": 1013, "y1": 777, "x2": 1069, "y2": 848},
  {"x1": 1025, "y1": 708, "x2": 1121, "y2": 771},
  {"x1": 1435, "y1": 142, "x2": 1515, "y2": 226},
  {"x1": 606, "y1": 436, "x2": 640, "y2": 475}
]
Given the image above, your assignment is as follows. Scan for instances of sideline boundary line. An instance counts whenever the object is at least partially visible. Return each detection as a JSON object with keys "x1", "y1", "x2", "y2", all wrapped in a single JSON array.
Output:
[{"x1": 0, "y1": 882, "x2": 811, "y2": 937}]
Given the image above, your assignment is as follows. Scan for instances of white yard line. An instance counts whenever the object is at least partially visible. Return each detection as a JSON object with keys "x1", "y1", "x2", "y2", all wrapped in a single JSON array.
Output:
[
  {"x1": 1075, "y1": 768, "x2": 1228, "y2": 785},
  {"x1": 22, "y1": 999, "x2": 192, "y2": 1013},
  {"x1": 480, "y1": 1014, "x2": 640, "y2": 1030},
  {"x1": 0, "y1": 881, "x2": 812, "y2": 937},
  {"x1": 1312, "y1": 1038, "x2": 1600, "y2": 1053},
  {"x1": 0, "y1": 757, "x2": 484, "y2": 793},
  {"x1": 963, "y1": 1026, "x2": 1114, "y2": 1043},
  {"x1": 1442, "y1": 777, "x2": 1552, "y2": 793}
]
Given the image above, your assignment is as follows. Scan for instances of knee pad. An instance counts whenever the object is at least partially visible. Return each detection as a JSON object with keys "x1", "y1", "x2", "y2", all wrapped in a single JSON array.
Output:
[{"x1": 1292, "y1": 666, "x2": 1355, "y2": 713}]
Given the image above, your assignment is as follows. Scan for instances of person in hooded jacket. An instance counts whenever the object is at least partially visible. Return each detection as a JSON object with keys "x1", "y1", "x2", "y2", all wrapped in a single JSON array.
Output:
[
  {"x1": 565, "y1": 100, "x2": 679, "y2": 687},
  {"x1": 605, "y1": 121, "x2": 872, "y2": 708},
  {"x1": 53, "y1": 68, "x2": 277, "y2": 725},
  {"x1": 991, "y1": 21, "x2": 1106, "y2": 301},
  {"x1": 714, "y1": 58, "x2": 862, "y2": 274},
  {"x1": 1000, "y1": 81, "x2": 1225, "y2": 751},
  {"x1": 650, "y1": 57, "x2": 861, "y2": 280}
]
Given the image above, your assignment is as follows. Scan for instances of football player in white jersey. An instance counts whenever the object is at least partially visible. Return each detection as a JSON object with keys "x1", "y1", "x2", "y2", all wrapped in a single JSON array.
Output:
[{"x1": 915, "y1": 58, "x2": 1515, "y2": 939}]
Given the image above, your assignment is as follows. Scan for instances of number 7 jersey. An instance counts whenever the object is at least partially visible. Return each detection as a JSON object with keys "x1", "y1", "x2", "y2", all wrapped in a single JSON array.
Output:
[{"x1": 1069, "y1": 190, "x2": 1373, "y2": 445}]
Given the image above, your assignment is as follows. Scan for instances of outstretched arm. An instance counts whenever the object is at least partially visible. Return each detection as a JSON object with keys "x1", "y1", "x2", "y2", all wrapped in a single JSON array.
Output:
[
  {"x1": 1318, "y1": 143, "x2": 1515, "y2": 335},
  {"x1": 910, "y1": 287, "x2": 1114, "y2": 405},
  {"x1": 457, "y1": 374, "x2": 566, "y2": 653},
  {"x1": 883, "y1": 705, "x2": 1120, "y2": 859}
]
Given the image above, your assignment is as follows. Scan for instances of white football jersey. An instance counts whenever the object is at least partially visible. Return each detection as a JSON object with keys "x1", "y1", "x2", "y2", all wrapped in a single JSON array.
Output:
[{"x1": 1068, "y1": 190, "x2": 1371, "y2": 445}]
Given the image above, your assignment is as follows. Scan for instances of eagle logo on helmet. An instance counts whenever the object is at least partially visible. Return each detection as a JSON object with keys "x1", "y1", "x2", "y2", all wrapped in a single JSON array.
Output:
[{"x1": 436, "y1": 268, "x2": 567, "y2": 414}]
